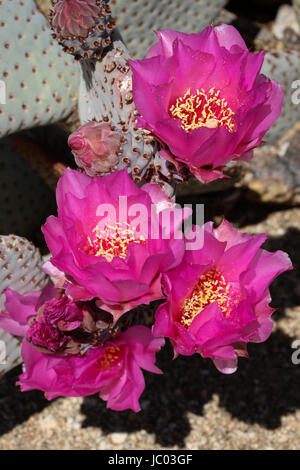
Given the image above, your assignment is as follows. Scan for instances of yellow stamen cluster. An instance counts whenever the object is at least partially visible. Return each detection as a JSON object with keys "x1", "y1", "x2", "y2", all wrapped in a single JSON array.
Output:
[
  {"x1": 180, "y1": 268, "x2": 238, "y2": 327},
  {"x1": 83, "y1": 222, "x2": 146, "y2": 262},
  {"x1": 96, "y1": 346, "x2": 121, "y2": 371},
  {"x1": 169, "y1": 87, "x2": 235, "y2": 133}
]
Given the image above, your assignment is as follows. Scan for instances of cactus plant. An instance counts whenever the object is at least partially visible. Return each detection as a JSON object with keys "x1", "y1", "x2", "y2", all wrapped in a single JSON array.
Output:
[
  {"x1": 0, "y1": 1, "x2": 293, "y2": 415},
  {"x1": 0, "y1": 234, "x2": 48, "y2": 378},
  {"x1": 0, "y1": 0, "x2": 79, "y2": 139}
]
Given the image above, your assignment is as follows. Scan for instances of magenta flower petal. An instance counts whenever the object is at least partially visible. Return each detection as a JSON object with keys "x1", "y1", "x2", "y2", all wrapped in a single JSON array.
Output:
[
  {"x1": 122, "y1": 325, "x2": 165, "y2": 374},
  {"x1": 217, "y1": 232, "x2": 267, "y2": 279},
  {"x1": 19, "y1": 341, "x2": 81, "y2": 399},
  {"x1": 213, "y1": 356, "x2": 238, "y2": 374},
  {"x1": 57, "y1": 167, "x2": 91, "y2": 210},
  {"x1": 214, "y1": 24, "x2": 248, "y2": 51},
  {"x1": 241, "y1": 248, "x2": 293, "y2": 303},
  {"x1": 129, "y1": 57, "x2": 170, "y2": 124},
  {"x1": 18, "y1": 340, "x2": 58, "y2": 393},
  {"x1": 152, "y1": 301, "x2": 173, "y2": 339},
  {"x1": 146, "y1": 30, "x2": 188, "y2": 58},
  {"x1": 0, "y1": 288, "x2": 48, "y2": 336}
]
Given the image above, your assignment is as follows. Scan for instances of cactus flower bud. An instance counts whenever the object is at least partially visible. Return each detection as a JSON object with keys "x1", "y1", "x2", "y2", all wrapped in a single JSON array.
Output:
[
  {"x1": 68, "y1": 121, "x2": 121, "y2": 175},
  {"x1": 51, "y1": 0, "x2": 101, "y2": 39},
  {"x1": 50, "y1": 0, "x2": 114, "y2": 60}
]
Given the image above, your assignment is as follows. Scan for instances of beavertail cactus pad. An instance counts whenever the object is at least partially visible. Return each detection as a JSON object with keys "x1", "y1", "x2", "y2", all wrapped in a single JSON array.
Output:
[{"x1": 0, "y1": 0, "x2": 79, "y2": 138}]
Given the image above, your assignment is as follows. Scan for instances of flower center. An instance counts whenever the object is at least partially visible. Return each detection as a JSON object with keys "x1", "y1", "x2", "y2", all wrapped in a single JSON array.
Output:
[
  {"x1": 169, "y1": 88, "x2": 235, "y2": 133},
  {"x1": 96, "y1": 346, "x2": 121, "y2": 370},
  {"x1": 82, "y1": 222, "x2": 146, "y2": 262},
  {"x1": 180, "y1": 268, "x2": 239, "y2": 327}
]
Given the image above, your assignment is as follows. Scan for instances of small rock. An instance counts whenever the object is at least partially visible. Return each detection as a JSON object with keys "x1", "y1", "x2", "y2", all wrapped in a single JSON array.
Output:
[
  {"x1": 39, "y1": 415, "x2": 58, "y2": 433},
  {"x1": 110, "y1": 432, "x2": 128, "y2": 445}
]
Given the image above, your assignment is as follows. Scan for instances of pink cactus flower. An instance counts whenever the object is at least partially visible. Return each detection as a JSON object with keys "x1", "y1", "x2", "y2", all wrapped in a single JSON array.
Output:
[
  {"x1": 68, "y1": 122, "x2": 121, "y2": 176},
  {"x1": 51, "y1": 0, "x2": 102, "y2": 38},
  {"x1": 0, "y1": 286, "x2": 164, "y2": 411},
  {"x1": 42, "y1": 169, "x2": 189, "y2": 321},
  {"x1": 19, "y1": 326, "x2": 164, "y2": 411},
  {"x1": 129, "y1": 25, "x2": 284, "y2": 183},
  {"x1": 153, "y1": 220, "x2": 292, "y2": 373}
]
